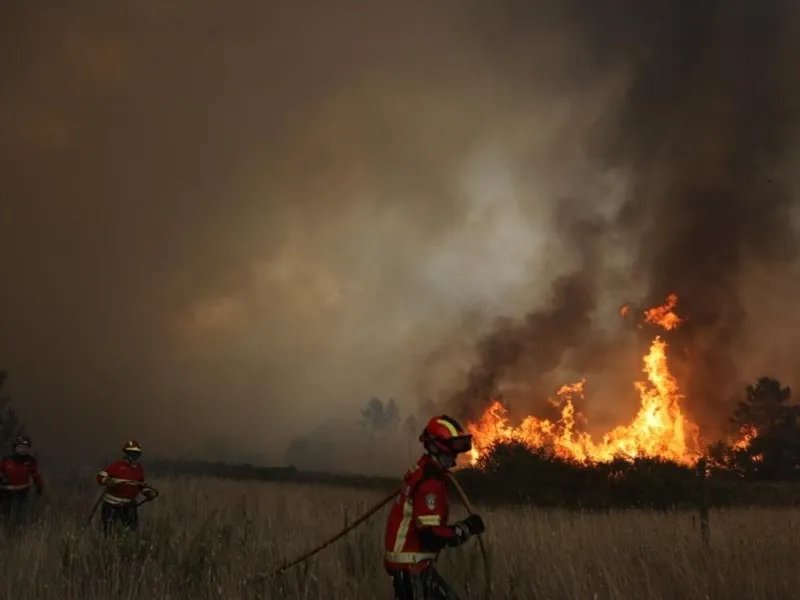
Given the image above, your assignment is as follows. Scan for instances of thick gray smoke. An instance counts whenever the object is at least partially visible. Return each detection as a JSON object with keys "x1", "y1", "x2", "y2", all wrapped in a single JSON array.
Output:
[
  {"x1": 448, "y1": 215, "x2": 603, "y2": 420},
  {"x1": 1, "y1": 1, "x2": 799, "y2": 472}
]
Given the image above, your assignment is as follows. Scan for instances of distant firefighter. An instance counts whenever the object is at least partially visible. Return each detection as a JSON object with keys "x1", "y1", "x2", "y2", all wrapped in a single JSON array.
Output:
[
  {"x1": 96, "y1": 439, "x2": 157, "y2": 533},
  {"x1": 0, "y1": 434, "x2": 44, "y2": 522},
  {"x1": 384, "y1": 416, "x2": 485, "y2": 600}
]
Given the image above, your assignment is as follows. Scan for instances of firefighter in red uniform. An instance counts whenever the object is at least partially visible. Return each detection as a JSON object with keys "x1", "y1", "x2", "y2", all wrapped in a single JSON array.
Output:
[
  {"x1": 0, "y1": 434, "x2": 43, "y2": 522},
  {"x1": 384, "y1": 415, "x2": 485, "y2": 600},
  {"x1": 96, "y1": 439, "x2": 157, "y2": 533}
]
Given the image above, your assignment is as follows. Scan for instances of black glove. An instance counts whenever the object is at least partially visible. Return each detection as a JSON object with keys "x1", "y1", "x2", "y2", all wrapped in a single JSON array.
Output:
[
  {"x1": 462, "y1": 514, "x2": 485, "y2": 535},
  {"x1": 449, "y1": 514, "x2": 486, "y2": 546},
  {"x1": 449, "y1": 522, "x2": 471, "y2": 546}
]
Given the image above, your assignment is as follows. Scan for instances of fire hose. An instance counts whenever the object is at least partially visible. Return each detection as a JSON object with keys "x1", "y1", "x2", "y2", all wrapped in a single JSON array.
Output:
[
  {"x1": 267, "y1": 488, "x2": 399, "y2": 576},
  {"x1": 263, "y1": 474, "x2": 491, "y2": 598},
  {"x1": 447, "y1": 472, "x2": 491, "y2": 600}
]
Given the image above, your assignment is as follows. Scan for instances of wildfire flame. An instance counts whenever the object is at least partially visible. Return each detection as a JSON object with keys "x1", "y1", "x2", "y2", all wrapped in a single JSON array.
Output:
[
  {"x1": 467, "y1": 294, "x2": 701, "y2": 466},
  {"x1": 732, "y1": 425, "x2": 758, "y2": 452},
  {"x1": 730, "y1": 425, "x2": 763, "y2": 464},
  {"x1": 643, "y1": 293, "x2": 683, "y2": 331}
]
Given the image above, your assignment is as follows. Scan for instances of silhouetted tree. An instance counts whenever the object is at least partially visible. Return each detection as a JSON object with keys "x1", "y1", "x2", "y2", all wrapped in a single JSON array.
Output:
[
  {"x1": 360, "y1": 398, "x2": 400, "y2": 436},
  {"x1": 358, "y1": 398, "x2": 401, "y2": 473},
  {"x1": 732, "y1": 377, "x2": 795, "y2": 432},
  {"x1": 729, "y1": 377, "x2": 800, "y2": 480}
]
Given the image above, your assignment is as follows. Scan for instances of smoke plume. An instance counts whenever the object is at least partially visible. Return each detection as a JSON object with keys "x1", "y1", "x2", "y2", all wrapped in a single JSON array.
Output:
[
  {"x1": 1, "y1": 1, "x2": 799, "y2": 472},
  {"x1": 446, "y1": 1, "x2": 800, "y2": 440}
]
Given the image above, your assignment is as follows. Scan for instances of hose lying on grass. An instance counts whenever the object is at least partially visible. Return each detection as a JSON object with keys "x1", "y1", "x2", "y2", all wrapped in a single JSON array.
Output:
[
  {"x1": 266, "y1": 488, "x2": 400, "y2": 577},
  {"x1": 262, "y1": 474, "x2": 491, "y2": 599}
]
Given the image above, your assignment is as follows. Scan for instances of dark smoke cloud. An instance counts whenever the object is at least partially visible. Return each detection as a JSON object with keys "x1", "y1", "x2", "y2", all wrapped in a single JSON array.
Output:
[
  {"x1": 608, "y1": 1, "x2": 800, "y2": 435},
  {"x1": 1, "y1": 1, "x2": 798, "y2": 472},
  {"x1": 448, "y1": 215, "x2": 602, "y2": 420},
  {"x1": 445, "y1": 1, "x2": 800, "y2": 441}
]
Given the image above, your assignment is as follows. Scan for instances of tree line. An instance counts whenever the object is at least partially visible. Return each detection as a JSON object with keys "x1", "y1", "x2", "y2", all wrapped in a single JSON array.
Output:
[{"x1": 6, "y1": 367, "x2": 800, "y2": 508}]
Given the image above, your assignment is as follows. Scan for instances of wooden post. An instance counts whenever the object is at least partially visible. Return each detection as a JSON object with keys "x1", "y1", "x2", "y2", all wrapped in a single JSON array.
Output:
[{"x1": 696, "y1": 456, "x2": 710, "y2": 547}]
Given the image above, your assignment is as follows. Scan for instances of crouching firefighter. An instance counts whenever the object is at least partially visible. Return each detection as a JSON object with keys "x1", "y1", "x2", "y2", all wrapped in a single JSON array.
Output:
[
  {"x1": 0, "y1": 434, "x2": 43, "y2": 522},
  {"x1": 384, "y1": 416, "x2": 486, "y2": 600},
  {"x1": 96, "y1": 439, "x2": 157, "y2": 533}
]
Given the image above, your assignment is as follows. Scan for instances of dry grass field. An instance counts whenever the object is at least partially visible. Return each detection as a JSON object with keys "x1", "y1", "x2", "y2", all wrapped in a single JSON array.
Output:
[{"x1": 0, "y1": 476, "x2": 799, "y2": 599}]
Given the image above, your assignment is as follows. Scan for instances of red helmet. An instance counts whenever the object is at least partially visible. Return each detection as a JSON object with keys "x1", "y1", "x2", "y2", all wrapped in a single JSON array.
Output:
[
  {"x1": 123, "y1": 439, "x2": 142, "y2": 454},
  {"x1": 419, "y1": 415, "x2": 472, "y2": 455}
]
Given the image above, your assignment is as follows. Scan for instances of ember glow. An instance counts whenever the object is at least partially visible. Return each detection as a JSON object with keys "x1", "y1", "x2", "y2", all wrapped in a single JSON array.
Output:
[{"x1": 467, "y1": 295, "x2": 702, "y2": 465}]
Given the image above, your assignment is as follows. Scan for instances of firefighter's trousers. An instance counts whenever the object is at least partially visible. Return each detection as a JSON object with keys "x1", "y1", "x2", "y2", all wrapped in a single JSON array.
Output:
[
  {"x1": 101, "y1": 501, "x2": 138, "y2": 533},
  {"x1": 391, "y1": 568, "x2": 460, "y2": 600},
  {"x1": 0, "y1": 490, "x2": 32, "y2": 525}
]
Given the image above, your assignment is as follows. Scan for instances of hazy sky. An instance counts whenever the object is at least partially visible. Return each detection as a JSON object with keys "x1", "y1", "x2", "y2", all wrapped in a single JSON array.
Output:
[{"x1": 2, "y1": 1, "x2": 799, "y2": 467}]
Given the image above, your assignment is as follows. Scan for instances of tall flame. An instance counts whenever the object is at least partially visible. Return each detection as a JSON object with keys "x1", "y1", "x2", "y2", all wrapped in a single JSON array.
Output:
[{"x1": 467, "y1": 295, "x2": 701, "y2": 465}]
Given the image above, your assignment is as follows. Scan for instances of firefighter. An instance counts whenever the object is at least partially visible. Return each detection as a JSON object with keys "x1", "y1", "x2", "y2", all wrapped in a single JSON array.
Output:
[
  {"x1": 0, "y1": 434, "x2": 44, "y2": 523},
  {"x1": 96, "y1": 439, "x2": 157, "y2": 533},
  {"x1": 384, "y1": 415, "x2": 485, "y2": 600}
]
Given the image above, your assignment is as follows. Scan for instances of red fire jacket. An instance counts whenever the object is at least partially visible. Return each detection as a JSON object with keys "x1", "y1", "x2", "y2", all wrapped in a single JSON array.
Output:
[
  {"x1": 384, "y1": 454, "x2": 457, "y2": 572},
  {"x1": 0, "y1": 454, "x2": 44, "y2": 493},
  {"x1": 97, "y1": 460, "x2": 150, "y2": 505}
]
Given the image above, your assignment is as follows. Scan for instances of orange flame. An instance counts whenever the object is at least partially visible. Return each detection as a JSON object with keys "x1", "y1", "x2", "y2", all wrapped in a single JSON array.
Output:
[
  {"x1": 643, "y1": 293, "x2": 683, "y2": 331},
  {"x1": 732, "y1": 425, "x2": 758, "y2": 452},
  {"x1": 619, "y1": 304, "x2": 631, "y2": 318},
  {"x1": 467, "y1": 295, "x2": 701, "y2": 466}
]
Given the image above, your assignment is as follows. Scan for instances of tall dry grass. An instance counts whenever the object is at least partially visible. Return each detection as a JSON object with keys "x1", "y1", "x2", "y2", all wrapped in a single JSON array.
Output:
[{"x1": 0, "y1": 476, "x2": 798, "y2": 599}]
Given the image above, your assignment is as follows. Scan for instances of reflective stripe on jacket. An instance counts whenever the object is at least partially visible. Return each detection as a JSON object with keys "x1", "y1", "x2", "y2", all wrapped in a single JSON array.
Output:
[{"x1": 384, "y1": 454, "x2": 456, "y2": 572}]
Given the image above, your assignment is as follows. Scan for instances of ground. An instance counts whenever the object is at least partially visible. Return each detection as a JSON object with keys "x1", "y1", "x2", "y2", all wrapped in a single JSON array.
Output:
[{"x1": 0, "y1": 476, "x2": 798, "y2": 599}]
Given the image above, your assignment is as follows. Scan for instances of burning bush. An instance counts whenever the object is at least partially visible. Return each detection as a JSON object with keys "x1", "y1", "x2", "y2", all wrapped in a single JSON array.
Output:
[{"x1": 465, "y1": 296, "x2": 700, "y2": 467}]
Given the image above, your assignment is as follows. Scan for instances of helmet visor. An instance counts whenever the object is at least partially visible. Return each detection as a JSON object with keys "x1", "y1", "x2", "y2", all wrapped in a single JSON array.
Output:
[{"x1": 448, "y1": 434, "x2": 473, "y2": 454}]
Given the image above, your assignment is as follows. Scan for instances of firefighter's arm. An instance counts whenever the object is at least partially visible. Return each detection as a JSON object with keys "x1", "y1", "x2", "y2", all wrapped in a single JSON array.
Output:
[
  {"x1": 412, "y1": 479, "x2": 458, "y2": 551},
  {"x1": 96, "y1": 465, "x2": 111, "y2": 486},
  {"x1": 413, "y1": 480, "x2": 486, "y2": 549},
  {"x1": 138, "y1": 466, "x2": 156, "y2": 498}
]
